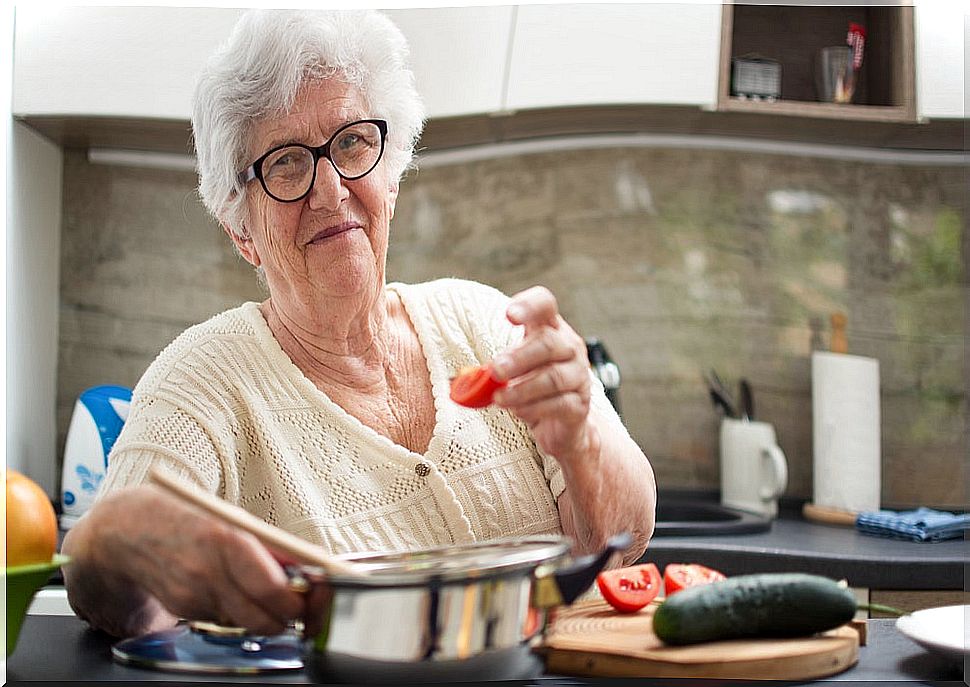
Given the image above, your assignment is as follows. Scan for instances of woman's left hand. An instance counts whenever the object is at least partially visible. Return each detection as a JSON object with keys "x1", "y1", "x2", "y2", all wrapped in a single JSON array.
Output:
[
  {"x1": 490, "y1": 286, "x2": 597, "y2": 464},
  {"x1": 490, "y1": 285, "x2": 656, "y2": 562}
]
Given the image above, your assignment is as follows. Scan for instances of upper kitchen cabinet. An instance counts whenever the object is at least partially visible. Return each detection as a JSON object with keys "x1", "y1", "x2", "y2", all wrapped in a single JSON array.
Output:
[
  {"x1": 717, "y1": 4, "x2": 918, "y2": 122},
  {"x1": 913, "y1": 1, "x2": 968, "y2": 119},
  {"x1": 13, "y1": 6, "x2": 243, "y2": 120},
  {"x1": 13, "y1": 6, "x2": 512, "y2": 123},
  {"x1": 384, "y1": 7, "x2": 512, "y2": 119},
  {"x1": 505, "y1": 4, "x2": 722, "y2": 111},
  {"x1": 13, "y1": 3, "x2": 965, "y2": 153}
]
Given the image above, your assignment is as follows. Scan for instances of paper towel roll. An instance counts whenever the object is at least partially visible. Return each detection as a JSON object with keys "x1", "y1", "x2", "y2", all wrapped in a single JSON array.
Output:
[{"x1": 811, "y1": 352, "x2": 881, "y2": 512}]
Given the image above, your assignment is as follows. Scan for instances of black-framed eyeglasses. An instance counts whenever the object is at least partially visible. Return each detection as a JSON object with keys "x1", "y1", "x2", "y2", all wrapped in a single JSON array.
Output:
[{"x1": 237, "y1": 119, "x2": 388, "y2": 203}]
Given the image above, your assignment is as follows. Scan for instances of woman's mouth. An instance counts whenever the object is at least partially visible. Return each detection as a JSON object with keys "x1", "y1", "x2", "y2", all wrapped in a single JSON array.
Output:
[{"x1": 307, "y1": 222, "x2": 359, "y2": 244}]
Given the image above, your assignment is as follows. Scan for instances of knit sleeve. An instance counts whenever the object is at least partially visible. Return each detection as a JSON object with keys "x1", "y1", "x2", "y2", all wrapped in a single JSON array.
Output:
[
  {"x1": 97, "y1": 391, "x2": 229, "y2": 501},
  {"x1": 94, "y1": 305, "x2": 274, "y2": 507}
]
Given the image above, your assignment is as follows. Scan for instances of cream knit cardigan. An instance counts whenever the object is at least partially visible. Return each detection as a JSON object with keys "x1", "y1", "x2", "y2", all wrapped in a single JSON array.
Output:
[{"x1": 99, "y1": 278, "x2": 620, "y2": 556}]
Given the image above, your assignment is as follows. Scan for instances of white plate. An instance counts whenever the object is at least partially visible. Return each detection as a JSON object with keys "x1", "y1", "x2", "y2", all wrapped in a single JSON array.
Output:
[{"x1": 896, "y1": 605, "x2": 969, "y2": 661}]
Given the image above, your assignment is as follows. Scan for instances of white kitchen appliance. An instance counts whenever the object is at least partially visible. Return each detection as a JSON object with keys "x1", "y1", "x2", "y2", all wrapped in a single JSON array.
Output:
[{"x1": 60, "y1": 384, "x2": 132, "y2": 529}]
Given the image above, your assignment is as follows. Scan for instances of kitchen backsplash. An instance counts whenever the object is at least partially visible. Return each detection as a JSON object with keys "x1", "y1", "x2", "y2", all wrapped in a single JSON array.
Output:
[{"x1": 57, "y1": 141, "x2": 967, "y2": 509}]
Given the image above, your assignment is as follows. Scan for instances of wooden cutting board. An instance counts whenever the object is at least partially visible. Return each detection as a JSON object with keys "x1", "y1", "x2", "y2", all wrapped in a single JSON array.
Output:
[
  {"x1": 540, "y1": 600, "x2": 859, "y2": 680},
  {"x1": 802, "y1": 502, "x2": 859, "y2": 527}
]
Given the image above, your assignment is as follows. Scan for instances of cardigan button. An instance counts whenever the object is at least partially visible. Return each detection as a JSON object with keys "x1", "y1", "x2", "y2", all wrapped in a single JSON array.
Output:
[{"x1": 414, "y1": 462, "x2": 431, "y2": 477}]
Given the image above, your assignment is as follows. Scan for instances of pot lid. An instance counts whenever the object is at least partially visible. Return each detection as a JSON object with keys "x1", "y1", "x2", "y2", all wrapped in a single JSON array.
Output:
[
  {"x1": 111, "y1": 624, "x2": 303, "y2": 674},
  {"x1": 321, "y1": 535, "x2": 571, "y2": 587}
]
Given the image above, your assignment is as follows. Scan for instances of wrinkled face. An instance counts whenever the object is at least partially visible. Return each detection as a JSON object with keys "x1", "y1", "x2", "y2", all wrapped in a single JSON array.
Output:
[{"x1": 229, "y1": 78, "x2": 399, "y2": 308}]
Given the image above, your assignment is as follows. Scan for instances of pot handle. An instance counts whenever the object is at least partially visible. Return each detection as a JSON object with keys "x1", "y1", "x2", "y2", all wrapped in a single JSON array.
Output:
[{"x1": 533, "y1": 531, "x2": 633, "y2": 608}]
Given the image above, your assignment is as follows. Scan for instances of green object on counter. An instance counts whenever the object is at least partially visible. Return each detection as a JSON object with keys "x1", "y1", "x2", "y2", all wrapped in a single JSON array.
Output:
[
  {"x1": 653, "y1": 572, "x2": 857, "y2": 645},
  {"x1": 5, "y1": 554, "x2": 70, "y2": 656}
]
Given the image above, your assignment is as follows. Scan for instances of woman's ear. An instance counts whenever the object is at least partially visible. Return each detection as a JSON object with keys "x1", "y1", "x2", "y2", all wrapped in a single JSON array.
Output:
[
  {"x1": 388, "y1": 181, "x2": 399, "y2": 219},
  {"x1": 222, "y1": 222, "x2": 260, "y2": 267}
]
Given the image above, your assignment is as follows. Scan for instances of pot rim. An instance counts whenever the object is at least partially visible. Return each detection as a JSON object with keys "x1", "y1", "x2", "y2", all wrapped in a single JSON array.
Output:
[{"x1": 307, "y1": 534, "x2": 572, "y2": 588}]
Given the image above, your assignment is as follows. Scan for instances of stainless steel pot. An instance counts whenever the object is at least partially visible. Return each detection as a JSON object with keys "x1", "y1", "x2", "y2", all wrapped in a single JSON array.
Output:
[{"x1": 301, "y1": 532, "x2": 631, "y2": 683}]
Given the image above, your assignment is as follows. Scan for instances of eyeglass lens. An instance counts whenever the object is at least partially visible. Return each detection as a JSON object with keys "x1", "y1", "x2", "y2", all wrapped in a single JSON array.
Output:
[{"x1": 260, "y1": 121, "x2": 384, "y2": 201}]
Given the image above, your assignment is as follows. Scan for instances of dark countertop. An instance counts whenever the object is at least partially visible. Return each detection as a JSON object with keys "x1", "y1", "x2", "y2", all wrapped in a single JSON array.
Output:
[
  {"x1": 5, "y1": 613, "x2": 965, "y2": 685},
  {"x1": 643, "y1": 500, "x2": 969, "y2": 590},
  {"x1": 49, "y1": 502, "x2": 967, "y2": 591}
]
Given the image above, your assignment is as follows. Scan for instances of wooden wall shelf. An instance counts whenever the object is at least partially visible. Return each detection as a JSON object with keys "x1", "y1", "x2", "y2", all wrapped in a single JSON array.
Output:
[
  {"x1": 719, "y1": 99, "x2": 915, "y2": 124},
  {"x1": 718, "y1": 5, "x2": 917, "y2": 123}
]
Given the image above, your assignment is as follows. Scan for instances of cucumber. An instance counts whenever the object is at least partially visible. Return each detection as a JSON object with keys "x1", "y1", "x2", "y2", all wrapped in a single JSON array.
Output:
[{"x1": 652, "y1": 572, "x2": 857, "y2": 645}]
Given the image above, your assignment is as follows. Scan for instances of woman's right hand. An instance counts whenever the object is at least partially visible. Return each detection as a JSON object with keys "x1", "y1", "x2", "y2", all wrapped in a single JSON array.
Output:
[{"x1": 62, "y1": 484, "x2": 324, "y2": 638}]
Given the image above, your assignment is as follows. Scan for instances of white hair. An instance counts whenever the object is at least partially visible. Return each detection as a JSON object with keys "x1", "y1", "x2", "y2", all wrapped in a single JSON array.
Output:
[{"x1": 191, "y1": 9, "x2": 426, "y2": 235}]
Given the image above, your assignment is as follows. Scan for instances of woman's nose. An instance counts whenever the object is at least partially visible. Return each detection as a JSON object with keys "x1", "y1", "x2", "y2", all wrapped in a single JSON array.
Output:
[{"x1": 307, "y1": 158, "x2": 349, "y2": 210}]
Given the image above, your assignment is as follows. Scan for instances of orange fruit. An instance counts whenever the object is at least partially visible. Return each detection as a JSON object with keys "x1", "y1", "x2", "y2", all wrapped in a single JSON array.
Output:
[{"x1": 5, "y1": 469, "x2": 57, "y2": 567}]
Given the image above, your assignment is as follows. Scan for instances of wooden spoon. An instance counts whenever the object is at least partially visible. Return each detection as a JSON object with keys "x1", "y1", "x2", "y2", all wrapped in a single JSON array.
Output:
[
  {"x1": 148, "y1": 467, "x2": 361, "y2": 577},
  {"x1": 830, "y1": 312, "x2": 848, "y2": 354}
]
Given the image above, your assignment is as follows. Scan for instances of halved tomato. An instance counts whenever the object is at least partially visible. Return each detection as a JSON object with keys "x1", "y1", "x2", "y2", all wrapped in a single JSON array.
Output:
[
  {"x1": 663, "y1": 563, "x2": 726, "y2": 596},
  {"x1": 596, "y1": 563, "x2": 661, "y2": 613},
  {"x1": 449, "y1": 365, "x2": 506, "y2": 408}
]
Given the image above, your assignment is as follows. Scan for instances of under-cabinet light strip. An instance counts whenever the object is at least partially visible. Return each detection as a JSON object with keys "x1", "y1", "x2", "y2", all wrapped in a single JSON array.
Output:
[
  {"x1": 87, "y1": 148, "x2": 198, "y2": 172},
  {"x1": 417, "y1": 134, "x2": 970, "y2": 168},
  {"x1": 88, "y1": 133, "x2": 970, "y2": 173}
]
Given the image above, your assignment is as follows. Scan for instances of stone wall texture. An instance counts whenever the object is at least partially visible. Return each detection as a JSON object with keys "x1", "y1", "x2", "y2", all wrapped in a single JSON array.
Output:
[{"x1": 58, "y1": 141, "x2": 967, "y2": 509}]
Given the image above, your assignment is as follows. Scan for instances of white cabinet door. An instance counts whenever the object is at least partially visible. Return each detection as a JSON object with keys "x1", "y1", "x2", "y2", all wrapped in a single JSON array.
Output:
[
  {"x1": 387, "y1": 7, "x2": 512, "y2": 119},
  {"x1": 506, "y1": 3, "x2": 722, "y2": 111},
  {"x1": 13, "y1": 6, "x2": 242, "y2": 119},
  {"x1": 13, "y1": 6, "x2": 512, "y2": 121},
  {"x1": 913, "y1": 1, "x2": 968, "y2": 119}
]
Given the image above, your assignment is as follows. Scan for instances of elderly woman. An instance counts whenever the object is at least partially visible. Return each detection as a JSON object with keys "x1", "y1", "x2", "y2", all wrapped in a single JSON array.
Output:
[{"x1": 62, "y1": 9, "x2": 656, "y2": 639}]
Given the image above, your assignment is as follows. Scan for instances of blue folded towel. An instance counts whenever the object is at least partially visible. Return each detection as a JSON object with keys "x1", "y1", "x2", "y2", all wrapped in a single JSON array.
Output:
[{"x1": 856, "y1": 507, "x2": 970, "y2": 542}]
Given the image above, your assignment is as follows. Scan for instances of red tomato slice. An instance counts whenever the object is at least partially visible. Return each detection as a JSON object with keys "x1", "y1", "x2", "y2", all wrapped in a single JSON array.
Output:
[
  {"x1": 663, "y1": 563, "x2": 727, "y2": 596},
  {"x1": 522, "y1": 606, "x2": 543, "y2": 639},
  {"x1": 596, "y1": 563, "x2": 661, "y2": 613},
  {"x1": 449, "y1": 365, "x2": 506, "y2": 408}
]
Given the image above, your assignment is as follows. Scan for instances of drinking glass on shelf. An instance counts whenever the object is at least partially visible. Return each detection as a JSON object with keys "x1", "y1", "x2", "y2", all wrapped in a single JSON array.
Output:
[{"x1": 816, "y1": 46, "x2": 856, "y2": 104}]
